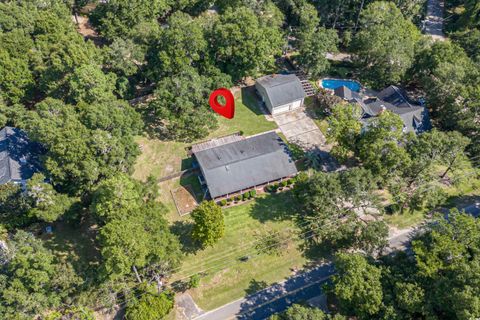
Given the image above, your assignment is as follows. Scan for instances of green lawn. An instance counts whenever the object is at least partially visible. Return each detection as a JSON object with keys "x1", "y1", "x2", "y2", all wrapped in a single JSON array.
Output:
[{"x1": 171, "y1": 192, "x2": 314, "y2": 310}]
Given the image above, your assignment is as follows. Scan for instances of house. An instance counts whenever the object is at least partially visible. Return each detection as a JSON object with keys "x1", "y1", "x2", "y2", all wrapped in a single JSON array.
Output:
[
  {"x1": 255, "y1": 74, "x2": 307, "y2": 115},
  {"x1": 193, "y1": 132, "x2": 298, "y2": 199},
  {"x1": 0, "y1": 127, "x2": 42, "y2": 186},
  {"x1": 334, "y1": 85, "x2": 431, "y2": 134}
]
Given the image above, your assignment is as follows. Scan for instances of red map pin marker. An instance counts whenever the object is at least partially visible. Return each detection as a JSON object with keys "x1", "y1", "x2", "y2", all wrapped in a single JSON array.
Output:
[{"x1": 209, "y1": 88, "x2": 235, "y2": 119}]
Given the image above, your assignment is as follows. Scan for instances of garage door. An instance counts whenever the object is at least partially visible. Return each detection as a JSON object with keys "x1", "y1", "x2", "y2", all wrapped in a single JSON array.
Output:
[{"x1": 273, "y1": 103, "x2": 291, "y2": 114}]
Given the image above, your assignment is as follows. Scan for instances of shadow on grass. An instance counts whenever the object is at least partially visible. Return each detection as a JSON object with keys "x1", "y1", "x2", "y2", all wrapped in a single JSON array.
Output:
[
  {"x1": 179, "y1": 172, "x2": 203, "y2": 202},
  {"x1": 241, "y1": 86, "x2": 263, "y2": 116},
  {"x1": 444, "y1": 194, "x2": 480, "y2": 209},
  {"x1": 249, "y1": 190, "x2": 299, "y2": 223},
  {"x1": 181, "y1": 157, "x2": 193, "y2": 171},
  {"x1": 245, "y1": 279, "x2": 269, "y2": 296},
  {"x1": 170, "y1": 220, "x2": 202, "y2": 255},
  {"x1": 43, "y1": 210, "x2": 102, "y2": 285}
]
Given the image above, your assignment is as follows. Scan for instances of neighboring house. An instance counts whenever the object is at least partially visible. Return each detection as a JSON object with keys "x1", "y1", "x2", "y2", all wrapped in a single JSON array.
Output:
[
  {"x1": 193, "y1": 132, "x2": 298, "y2": 199},
  {"x1": 334, "y1": 85, "x2": 431, "y2": 134},
  {"x1": 0, "y1": 127, "x2": 41, "y2": 186},
  {"x1": 255, "y1": 74, "x2": 307, "y2": 115}
]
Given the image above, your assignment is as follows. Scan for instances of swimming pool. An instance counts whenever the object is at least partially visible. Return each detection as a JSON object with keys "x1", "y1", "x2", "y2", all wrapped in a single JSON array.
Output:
[{"x1": 321, "y1": 79, "x2": 361, "y2": 92}]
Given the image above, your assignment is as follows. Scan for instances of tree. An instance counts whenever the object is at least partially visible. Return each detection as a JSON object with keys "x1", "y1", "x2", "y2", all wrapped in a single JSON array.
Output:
[
  {"x1": 297, "y1": 27, "x2": 339, "y2": 78},
  {"x1": 45, "y1": 306, "x2": 95, "y2": 320},
  {"x1": 0, "y1": 183, "x2": 31, "y2": 227},
  {"x1": 91, "y1": 174, "x2": 181, "y2": 280},
  {"x1": 332, "y1": 253, "x2": 383, "y2": 319},
  {"x1": 0, "y1": 231, "x2": 82, "y2": 319},
  {"x1": 125, "y1": 288, "x2": 174, "y2": 320},
  {"x1": 0, "y1": 48, "x2": 34, "y2": 104},
  {"x1": 272, "y1": 303, "x2": 333, "y2": 320},
  {"x1": 25, "y1": 98, "x2": 141, "y2": 195},
  {"x1": 147, "y1": 11, "x2": 208, "y2": 80},
  {"x1": 211, "y1": 6, "x2": 284, "y2": 80},
  {"x1": 294, "y1": 169, "x2": 387, "y2": 253},
  {"x1": 452, "y1": 28, "x2": 480, "y2": 62},
  {"x1": 26, "y1": 173, "x2": 74, "y2": 223},
  {"x1": 191, "y1": 201, "x2": 225, "y2": 248},
  {"x1": 410, "y1": 41, "x2": 473, "y2": 129},
  {"x1": 351, "y1": 1, "x2": 420, "y2": 88},
  {"x1": 67, "y1": 64, "x2": 117, "y2": 104},
  {"x1": 387, "y1": 130, "x2": 470, "y2": 213},
  {"x1": 358, "y1": 111, "x2": 411, "y2": 181},
  {"x1": 326, "y1": 103, "x2": 363, "y2": 162},
  {"x1": 90, "y1": 0, "x2": 171, "y2": 40},
  {"x1": 147, "y1": 68, "x2": 219, "y2": 142}
]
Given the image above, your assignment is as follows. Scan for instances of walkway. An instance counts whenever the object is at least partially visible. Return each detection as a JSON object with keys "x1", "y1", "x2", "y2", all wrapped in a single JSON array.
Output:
[{"x1": 423, "y1": 0, "x2": 446, "y2": 40}]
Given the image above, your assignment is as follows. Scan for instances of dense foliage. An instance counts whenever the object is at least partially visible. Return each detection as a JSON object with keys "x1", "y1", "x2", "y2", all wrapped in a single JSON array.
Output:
[
  {"x1": 191, "y1": 201, "x2": 225, "y2": 247},
  {"x1": 327, "y1": 212, "x2": 480, "y2": 319}
]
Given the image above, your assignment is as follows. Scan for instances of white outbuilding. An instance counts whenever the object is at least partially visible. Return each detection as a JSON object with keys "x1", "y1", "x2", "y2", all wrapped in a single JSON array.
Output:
[{"x1": 255, "y1": 74, "x2": 307, "y2": 115}]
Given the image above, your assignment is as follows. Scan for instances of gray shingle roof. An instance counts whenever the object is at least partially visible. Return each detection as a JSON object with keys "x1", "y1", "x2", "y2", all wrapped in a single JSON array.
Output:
[
  {"x1": 332, "y1": 83, "x2": 431, "y2": 134},
  {"x1": 256, "y1": 74, "x2": 306, "y2": 108},
  {"x1": 334, "y1": 86, "x2": 361, "y2": 101},
  {"x1": 376, "y1": 85, "x2": 414, "y2": 109},
  {"x1": 0, "y1": 127, "x2": 41, "y2": 184},
  {"x1": 363, "y1": 100, "x2": 428, "y2": 133},
  {"x1": 194, "y1": 132, "x2": 298, "y2": 198}
]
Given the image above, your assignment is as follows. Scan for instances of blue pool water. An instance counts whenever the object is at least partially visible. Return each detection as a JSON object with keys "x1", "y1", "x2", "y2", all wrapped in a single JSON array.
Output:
[{"x1": 321, "y1": 79, "x2": 361, "y2": 92}]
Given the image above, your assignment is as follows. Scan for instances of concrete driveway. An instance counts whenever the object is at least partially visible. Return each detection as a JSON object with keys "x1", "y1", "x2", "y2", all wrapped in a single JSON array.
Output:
[{"x1": 273, "y1": 108, "x2": 326, "y2": 151}]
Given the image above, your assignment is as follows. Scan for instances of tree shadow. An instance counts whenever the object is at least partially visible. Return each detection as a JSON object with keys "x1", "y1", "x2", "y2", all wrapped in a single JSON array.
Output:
[
  {"x1": 249, "y1": 190, "x2": 299, "y2": 223},
  {"x1": 245, "y1": 279, "x2": 269, "y2": 296},
  {"x1": 444, "y1": 194, "x2": 480, "y2": 210},
  {"x1": 179, "y1": 172, "x2": 204, "y2": 202},
  {"x1": 241, "y1": 86, "x2": 264, "y2": 115},
  {"x1": 236, "y1": 264, "x2": 335, "y2": 319},
  {"x1": 42, "y1": 209, "x2": 102, "y2": 286},
  {"x1": 170, "y1": 220, "x2": 201, "y2": 255}
]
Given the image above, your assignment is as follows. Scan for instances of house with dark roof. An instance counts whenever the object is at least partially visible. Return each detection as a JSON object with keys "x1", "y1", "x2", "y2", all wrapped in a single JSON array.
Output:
[
  {"x1": 255, "y1": 74, "x2": 307, "y2": 115},
  {"x1": 193, "y1": 132, "x2": 298, "y2": 199},
  {"x1": 334, "y1": 85, "x2": 431, "y2": 134},
  {"x1": 0, "y1": 127, "x2": 42, "y2": 185}
]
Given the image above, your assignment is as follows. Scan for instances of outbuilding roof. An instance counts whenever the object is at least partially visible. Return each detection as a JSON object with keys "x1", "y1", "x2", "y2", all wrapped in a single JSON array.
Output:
[
  {"x1": 256, "y1": 74, "x2": 306, "y2": 108},
  {"x1": 0, "y1": 127, "x2": 41, "y2": 184},
  {"x1": 194, "y1": 132, "x2": 297, "y2": 198}
]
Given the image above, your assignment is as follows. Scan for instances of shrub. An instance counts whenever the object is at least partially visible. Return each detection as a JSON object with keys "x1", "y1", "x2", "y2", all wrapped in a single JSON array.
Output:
[
  {"x1": 189, "y1": 274, "x2": 201, "y2": 289},
  {"x1": 234, "y1": 195, "x2": 241, "y2": 202},
  {"x1": 227, "y1": 197, "x2": 233, "y2": 203},
  {"x1": 219, "y1": 199, "x2": 227, "y2": 206},
  {"x1": 281, "y1": 181, "x2": 288, "y2": 187},
  {"x1": 243, "y1": 192, "x2": 250, "y2": 200},
  {"x1": 126, "y1": 289, "x2": 174, "y2": 320},
  {"x1": 265, "y1": 185, "x2": 272, "y2": 192},
  {"x1": 287, "y1": 179, "x2": 293, "y2": 185},
  {"x1": 250, "y1": 189, "x2": 257, "y2": 197}
]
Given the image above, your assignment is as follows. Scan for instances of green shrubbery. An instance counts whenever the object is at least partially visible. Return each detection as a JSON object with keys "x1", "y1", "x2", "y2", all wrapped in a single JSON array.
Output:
[{"x1": 219, "y1": 199, "x2": 227, "y2": 206}]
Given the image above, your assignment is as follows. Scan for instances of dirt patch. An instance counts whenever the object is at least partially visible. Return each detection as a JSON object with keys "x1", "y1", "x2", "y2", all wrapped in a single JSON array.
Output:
[{"x1": 172, "y1": 185, "x2": 199, "y2": 216}]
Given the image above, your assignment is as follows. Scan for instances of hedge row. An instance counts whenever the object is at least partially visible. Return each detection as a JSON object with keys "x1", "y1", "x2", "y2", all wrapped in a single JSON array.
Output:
[
  {"x1": 264, "y1": 178, "x2": 294, "y2": 193},
  {"x1": 218, "y1": 189, "x2": 257, "y2": 206}
]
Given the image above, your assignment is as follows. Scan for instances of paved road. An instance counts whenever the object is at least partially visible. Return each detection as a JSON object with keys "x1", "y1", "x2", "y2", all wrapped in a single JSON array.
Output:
[
  {"x1": 423, "y1": 0, "x2": 445, "y2": 40},
  {"x1": 194, "y1": 264, "x2": 335, "y2": 320},
  {"x1": 193, "y1": 228, "x2": 415, "y2": 320}
]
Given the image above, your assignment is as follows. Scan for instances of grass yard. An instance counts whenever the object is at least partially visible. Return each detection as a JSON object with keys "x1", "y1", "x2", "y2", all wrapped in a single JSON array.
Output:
[{"x1": 171, "y1": 192, "x2": 315, "y2": 310}]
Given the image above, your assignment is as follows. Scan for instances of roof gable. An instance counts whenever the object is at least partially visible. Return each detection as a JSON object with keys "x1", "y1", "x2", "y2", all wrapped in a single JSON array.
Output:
[
  {"x1": 194, "y1": 132, "x2": 297, "y2": 198},
  {"x1": 0, "y1": 127, "x2": 41, "y2": 184},
  {"x1": 256, "y1": 74, "x2": 306, "y2": 108}
]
